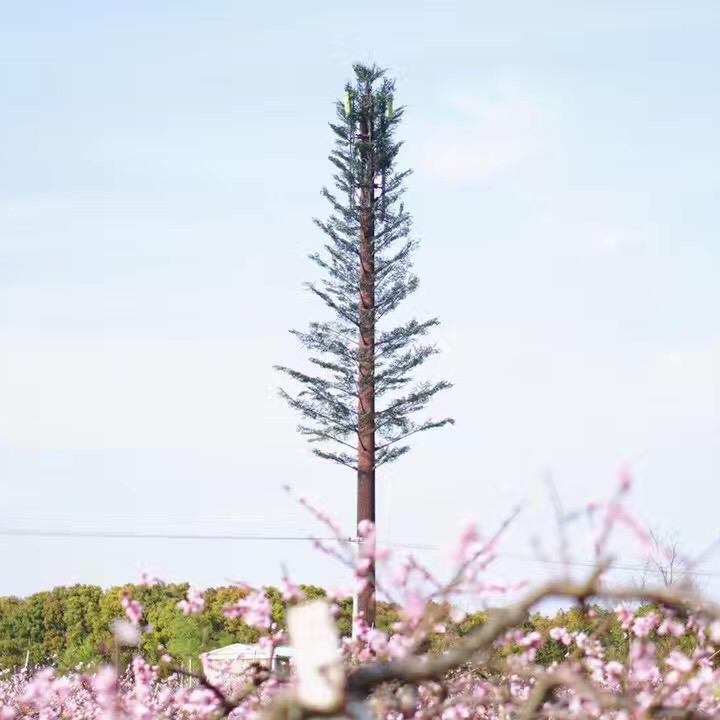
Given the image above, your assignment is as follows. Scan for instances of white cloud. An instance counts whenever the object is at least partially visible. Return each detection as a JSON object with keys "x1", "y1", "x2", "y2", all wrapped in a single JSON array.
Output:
[
  {"x1": 642, "y1": 346, "x2": 720, "y2": 421},
  {"x1": 531, "y1": 189, "x2": 650, "y2": 259},
  {"x1": 0, "y1": 336, "x2": 287, "y2": 450},
  {"x1": 415, "y1": 91, "x2": 549, "y2": 183},
  {"x1": 583, "y1": 222, "x2": 643, "y2": 257}
]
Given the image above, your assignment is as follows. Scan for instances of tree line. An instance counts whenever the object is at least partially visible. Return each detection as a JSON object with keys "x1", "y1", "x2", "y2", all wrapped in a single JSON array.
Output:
[
  {"x1": 0, "y1": 582, "x2": 397, "y2": 672},
  {"x1": 0, "y1": 581, "x2": 695, "y2": 673}
]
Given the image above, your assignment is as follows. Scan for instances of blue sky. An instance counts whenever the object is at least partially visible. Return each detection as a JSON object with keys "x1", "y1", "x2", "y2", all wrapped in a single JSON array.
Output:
[{"x1": 1, "y1": 1, "x2": 719, "y2": 600}]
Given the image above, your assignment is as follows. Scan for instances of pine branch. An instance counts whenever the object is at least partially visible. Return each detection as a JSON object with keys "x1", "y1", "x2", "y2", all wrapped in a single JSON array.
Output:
[
  {"x1": 376, "y1": 417, "x2": 455, "y2": 451},
  {"x1": 276, "y1": 64, "x2": 453, "y2": 472},
  {"x1": 312, "y1": 448, "x2": 357, "y2": 469}
]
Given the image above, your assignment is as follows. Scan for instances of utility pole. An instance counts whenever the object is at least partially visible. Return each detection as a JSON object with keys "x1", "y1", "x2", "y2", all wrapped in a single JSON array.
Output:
[
  {"x1": 356, "y1": 80, "x2": 377, "y2": 626},
  {"x1": 276, "y1": 63, "x2": 454, "y2": 629}
]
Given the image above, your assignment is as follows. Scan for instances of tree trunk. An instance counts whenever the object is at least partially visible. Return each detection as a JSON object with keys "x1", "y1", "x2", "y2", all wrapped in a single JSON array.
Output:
[{"x1": 356, "y1": 88, "x2": 376, "y2": 626}]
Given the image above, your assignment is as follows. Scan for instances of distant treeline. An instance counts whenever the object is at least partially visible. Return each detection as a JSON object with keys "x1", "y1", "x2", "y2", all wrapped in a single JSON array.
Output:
[
  {"x1": 0, "y1": 583, "x2": 694, "y2": 672},
  {"x1": 0, "y1": 583, "x2": 379, "y2": 671}
]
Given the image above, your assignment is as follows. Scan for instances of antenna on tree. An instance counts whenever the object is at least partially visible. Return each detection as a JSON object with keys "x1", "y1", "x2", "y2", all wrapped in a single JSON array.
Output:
[{"x1": 276, "y1": 64, "x2": 454, "y2": 625}]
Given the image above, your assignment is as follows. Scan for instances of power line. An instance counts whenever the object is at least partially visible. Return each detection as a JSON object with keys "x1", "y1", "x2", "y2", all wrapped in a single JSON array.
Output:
[
  {"x1": 2, "y1": 527, "x2": 719, "y2": 578},
  {"x1": 0, "y1": 528, "x2": 338, "y2": 541},
  {"x1": 499, "y1": 553, "x2": 720, "y2": 579},
  {"x1": 0, "y1": 527, "x2": 431, "y2": 550}
]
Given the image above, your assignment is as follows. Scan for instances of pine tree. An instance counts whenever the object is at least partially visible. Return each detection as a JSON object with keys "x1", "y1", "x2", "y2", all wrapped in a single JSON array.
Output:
[{"x1": 276, "y1": 64, "x2": 453, "y2": 624}]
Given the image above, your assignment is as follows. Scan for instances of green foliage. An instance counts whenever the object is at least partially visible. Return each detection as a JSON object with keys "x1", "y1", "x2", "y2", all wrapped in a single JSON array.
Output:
[
  {"x1": 376, "y1": 601, "x2": 401, "y2": 634},
  {"x1": 0, "y1": 583, "x2": 326, "y2": 672},
  {"x1": 0, "y1": 582, "x2": 698, "y2": 674}
]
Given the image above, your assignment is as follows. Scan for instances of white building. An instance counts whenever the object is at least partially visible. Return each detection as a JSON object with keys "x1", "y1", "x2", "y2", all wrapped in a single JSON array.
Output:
[{"x1": 201, "y1": 643, "x2": 295, "y2": 689}]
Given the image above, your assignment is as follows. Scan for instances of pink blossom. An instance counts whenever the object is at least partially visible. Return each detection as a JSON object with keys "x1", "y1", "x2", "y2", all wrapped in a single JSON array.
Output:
[
  {"x1": 92, "y1": 665, "x2": 118, "y2": 707},
  {"x1": 223, "y1": 590, "x2": 272, "y2": 629},
  {"x1": 615, "y1": 605, "x2": 635, "y2": 630},
  {"x1": 121, "y1": 590, "x2": 144, "y2": 624},
  {"x1": 4, "y1": 492, "x2": 720, "y2": 720},
  {"x1": 112, "y1": 619, "x2": 141, "y2": 646},
  {"x1": 519, "y1": 631, "x2": 544, "y2": 649},
  {"x1": 549, "y1": 626, "x2": 573, "y2": 646},
  {"x1": 658, "y1": 618, "x2": 685, "y2": 637},
  {"x1": 605, "y1": 660, "x2": 625, "y2": 678},
  {"x1": 280, "y1": 575, "x2": 306, "y2": 602},
  {"x1": 387, "y1": 634, "x2": 414, "y2": 660},
  {"x1": 618, "y1": 464, "x2": 632, "y2": 493},
  {"x1": 629, "y1": 641, "x2": 659, "y2": 683},
  {"x1": 400, "y1": 592, "x2": 426, "y2": 628},
  {"x1": 177, "y1": 587, "x2": 205, "y2": 615},
  {"x1": 455, "y1": 521, "x2": 480, "y2": 563},
  {"x1": 665, "y1": 650, "x2": 693, "y2": 674},
  {"x1": 355, "y1": 556, "x2": 372, "y2": 576},
  {"x1": 632, "y1": 612, "x2": 659, "y2": 638},
  {"x1": 366, "y1": 628, "x2": 388, "y2": 654}
]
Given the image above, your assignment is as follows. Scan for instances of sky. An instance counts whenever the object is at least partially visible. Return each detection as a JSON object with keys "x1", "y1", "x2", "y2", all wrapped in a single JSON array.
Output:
[{"x1": 1, "y1": 1, "x2": 719, "y2": 602}]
